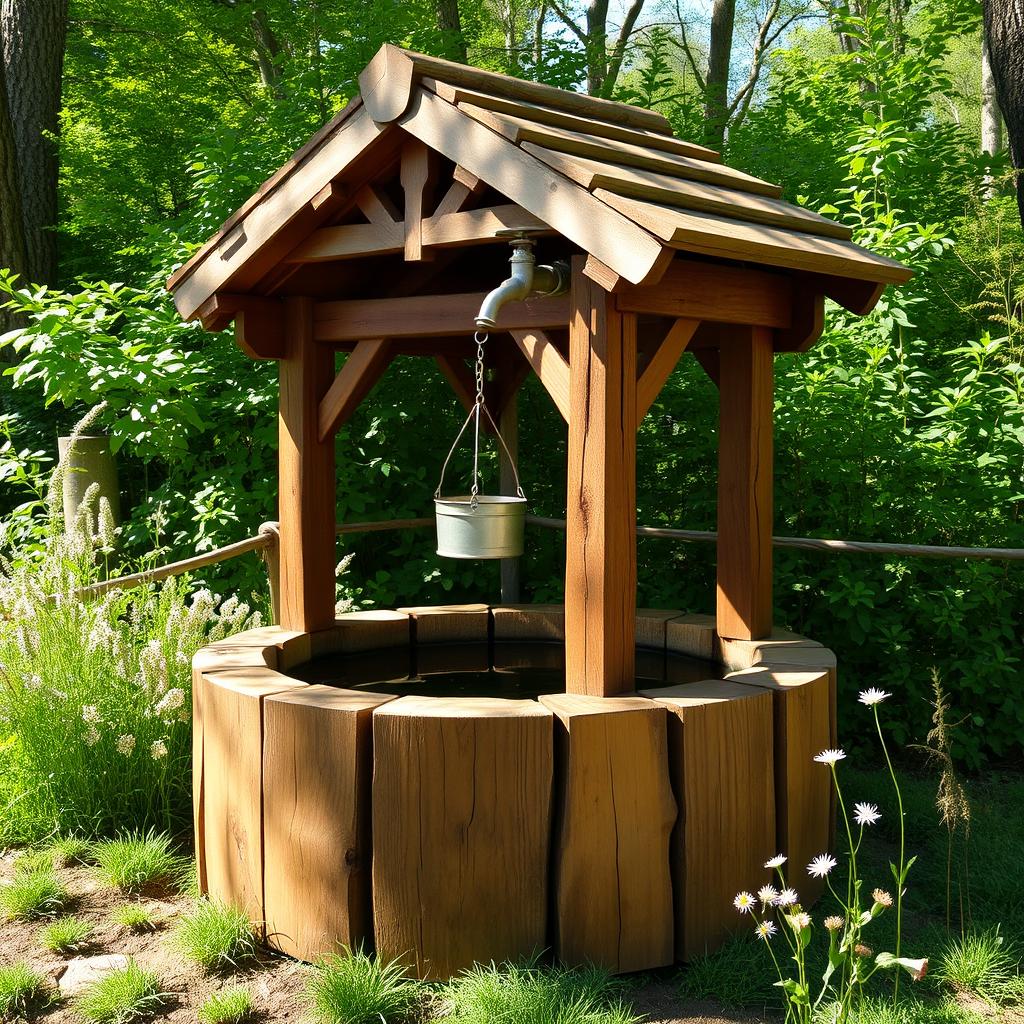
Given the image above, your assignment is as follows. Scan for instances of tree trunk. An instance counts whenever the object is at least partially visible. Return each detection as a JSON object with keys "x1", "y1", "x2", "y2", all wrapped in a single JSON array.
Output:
[
  {"x1": 0, "y1": 0, "x2": 68, "y2": 287},
  {"x1": 981, "y1": 28, "x2": 1003, "y2": 198},
  {"x1": 984, "y1": 0, "x2": 1024, "y2": 223},
  {"x1": 435, "y1": 0, "x2": 467, "y2": 63},
  {"x1": 251, "y1": 7, "x2": 283, "y2": 96},
  {"x1": 703, "y1": 0, "x2": 735, "y2": 150},
  {"x1": 584, "y1": 0, "x2": 610, "y2": 96},
  {"x1": 0, "y1": 51, "x2": 26, "y2": 338}
]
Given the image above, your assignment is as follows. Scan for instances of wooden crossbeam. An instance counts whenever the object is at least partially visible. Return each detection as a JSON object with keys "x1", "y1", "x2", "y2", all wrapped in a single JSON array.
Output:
[
  {"x1": 355, "y1": 183, "x2": 401, "y2": 225},
  {"x1": 431, "y1": 165, "x2": 486, "y2": 218},
  {"x1": 636, "y1": 319, "x2": 699, "y2": 423},
  {"x1": 317, "y1": 339, "x2": 393, "y2": 441},
  {"x1": 400, "y1": 139, "x2": 437, "y2": 262},
  {"x1": 509, "y1": 329, "x2": 571, "y2": 422}
]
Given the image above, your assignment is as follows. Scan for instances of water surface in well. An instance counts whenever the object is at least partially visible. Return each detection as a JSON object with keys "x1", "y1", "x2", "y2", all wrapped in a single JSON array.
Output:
[{"x1": 289, "y1": 641, "x2": 725, "y2": 699}]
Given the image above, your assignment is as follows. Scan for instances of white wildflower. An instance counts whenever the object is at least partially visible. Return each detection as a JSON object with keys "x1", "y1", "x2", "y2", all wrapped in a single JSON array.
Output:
[
  {"x1": 155, "y1": 688, "x2": 186, "y2": 715},
  {"x1": 824, "y1": 915, "x2": 844, "y2": 932},
  {"x1": 82, "y1": 705, "x2": 101, "y2": 724},
  {"x1": 765, "y1": 854, "x2": 787, "y2": 869},
  {"x1": 814, "y1": 749, "x2": 846, "y2": 765},
  {"x1": 84, "y1": 725, "x2": 101, "y2": 747},
  {"x1": 733, "y1": 891, "x2": 755, "y2": 914},
  {"x1": 854, "y1": 802, "x2": 881, "y2": 826},
  {"x1": 788, "y1": 912, "x2": 812, "y2": 930},
  {"x1": 755, "y1": 921, "x2": 778, "y2": 941},
  {"x1": 26, "y1": 674, "x2": 43, "y2": 691},
  {"x1": 150, "y1": 740, "x2": 168, "y2": 761},
  {"x1": 757, "y1": 885, "x2": 779, "y2": 907},
  {"x1": 858, "y1": 688, "x2": 891, "y2": 706},
  {"x1": 115, "y1": 734, "x2": 136, "y2": 756},
  {"x1": 808, "y1": 854, "x2": 838, "y2": 878},
  {"x1": 776, "y1": 888, "x2": 798, "y2": 906}
]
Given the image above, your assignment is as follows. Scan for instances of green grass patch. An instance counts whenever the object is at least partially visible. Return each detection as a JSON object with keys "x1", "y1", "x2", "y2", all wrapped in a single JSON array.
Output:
[
  {"x1": 75, "y1": 960, "x2": 166, "y2": 1024},
  {"x1": 198, "y1": 986, "x2": 256, "y2": 1024},
  {"x1": 933, "y1": 928, "x2": 1020, "y2": 1002},
  {"x1": 14, "y1": 848, "x2": 57, "y2": 873},
  {"x1": 111, "y1": 902, "x2": 158, "y2": 932},
  {"x1": 307, "y1": 947, "x2": 423, "y2": 1024},
  {"x1": 39, "y1": 914, "x2": 94, "y2": 953},
  {"x1": 445, "y1": 959, "x2": 637, "y2": 1024},
  {"x1": 0, "y1": 961, "x2": 51, "y2": 1019},
  {"x1": 51, "y1": 835, "x2": 92, "y2": 867},
  {"x1": 176, "y1": 899, "x2": 257, "y2": 972},
  {"x1": 0, "y1": 868, "x2": 68, "y2": 920},
  {"x1": 92, "y1": 831, "x2": 182, "y2": 892},
  {"x1": 676, "y1": 933, "x2": 779, "y2": 1008}
]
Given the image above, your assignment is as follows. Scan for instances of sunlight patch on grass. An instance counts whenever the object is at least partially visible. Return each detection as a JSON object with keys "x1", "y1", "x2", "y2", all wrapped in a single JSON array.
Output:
[
  {"x1": 0, "y1": 868, "x2": 69, "y2": 920},
  {"x1": 307, "y1": 947, "x2": 423, "y2": 1024},
  {"x1": 91, "y1": 831, "x2": 182, "y2": 893},
  {"x1": 39, "y1": 914, "x2": 94, "y2": 953},
  {"x1": 111, "y1": 902, "x2": 158, "y2": 932},
  {"x1": 198, "y1": 986, "x2": 256, "y2": 1024},
  {"x1": 176, "y1": 899, "x2": 257, "y2": 972},
  {"x1": 75, "y1": 960, "x2": 166, "y2": 1024},
  {"x1": 0, "y1": 961, "x2": 51, "y2": 1019},
  {"x1": 934, "y1": 927, "x2": 1020, "y2": 1003}
]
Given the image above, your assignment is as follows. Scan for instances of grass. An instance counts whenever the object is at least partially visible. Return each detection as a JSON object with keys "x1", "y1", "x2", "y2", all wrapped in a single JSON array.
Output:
[
  {"x1": 14, "y1": 848, "x2": 57, "y2": 873},
  {"x1": 933, "y1": 927, "x2": 1020, "y2": 1002},
  {"x1": 39, "y1": 913, "x2": 94, "y2": 953},
  {"x1": 0, "y1": 868, "x2": 69, "y2": 920},
  {"x1": 198, "y1": 986, "x2": 256, "y2": 1024},
  {"x1": 675, "y1": 933, "x2": 779, "y2": 1008},
  {"x1": 111, "y1": 902, "x2": 158, "y2": 932},
  {"x1": 176, "y1": 899, "x2": 258, "y2": 972},
  {"x1": 92, "y1": 831, "x2": 183, "y2": 893},
  {"x1": 0, "y1": 961, "x2": 51, "y2": 1019},
  {"x1": 444, "y1": 959, "x2": 637, "y2": 1024},
  {"x1": 51, "y1": 835, "x2": 92, "y2": 867},
  {"x1": 307, "y1": 947, "x2": 423, "y2": 1024},
  {"x1": 75, "y1": 960, "x2": 166, "y2": 1024}
]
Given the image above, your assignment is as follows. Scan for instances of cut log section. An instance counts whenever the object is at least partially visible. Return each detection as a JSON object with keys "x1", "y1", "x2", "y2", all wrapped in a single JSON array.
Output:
[
  {"x1": 398, "y1": 603, "x2": 490, "y2": 643},
  {"x1": 643, "y1": 680, "x2": 775, "y2": 961},
  {"x1": 372, "y1": 696, "x2": 553, "y2": 979},
  {"x1": 541, "y1": 695, "x2": 676, "y2": 973},
  {"x1": 491, "y1": 603, "x2": 565, "y2": 641}
]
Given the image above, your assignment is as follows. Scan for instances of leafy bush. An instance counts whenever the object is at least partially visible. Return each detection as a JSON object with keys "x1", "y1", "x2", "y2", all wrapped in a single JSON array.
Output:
[
  {"x1": 176, "y1": 900, "x2": 257, "y2": 972},
  {"x1": 307, "y1": 948, "x2": 423, "y2": 1024},
  {"x1": 39, "y1": 914, "x2": 94, "y2": 953},
  {"x1": 198, "y1": 986, "x2": 256, "y2": 1024},
  {"x1": 0, "y1": 869, "x2": 68, "y2": 920},
  {"x1": 75, "y1": 960, "x2": 165, "y2": 1024},
  {"x1": 0, "y1": 962, "x2": 51, "y2": 1019},
  {"x1": 92, "y1": 832, "x2": 183, "y2": 893}
]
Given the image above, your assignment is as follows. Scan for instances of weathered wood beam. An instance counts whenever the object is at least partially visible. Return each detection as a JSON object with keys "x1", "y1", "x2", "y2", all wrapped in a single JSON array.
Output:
[
  {"x1": 318, "y1": 339, "x2": 393, "y2": 441},
  {"x1": 195, "y1": 293, "x2": 285, "y2": 359},
  {"x1": 716, "y1": 326, "x2": 773, "y2": 641},
  {"x1": 616, "y1": 259, "x2": 792, "y2": 327},
  {"x1": 565, "y1": 258, "x2": 637, "y2": 697},
  {"x1": 422, "y1": 205, "x2": 551, "y2": 248},
  {"x1": 400, "y1": 139, "x2": 437, "y2": 262},
  {"x1": 509, "y1": 329, "x2": 571, "y2": 422},
  {"x1": 287, "y1": 223, "x2": 404, "y2": 263},
  {"x1": 279, "y1": 297, "x2": 337, "y2": 633},
  {"x1": 636, "y1": 318, "x2": 699, "y2": 423},
  {"x1": 430, "y1": 165, "x2": 486, "y2": 218},
  {"x1": 313, "y1": 292, "x2": 570, "y2": 342},
  {"x1": 355, "y1": 182, "x2": 401, "y2": 225}
]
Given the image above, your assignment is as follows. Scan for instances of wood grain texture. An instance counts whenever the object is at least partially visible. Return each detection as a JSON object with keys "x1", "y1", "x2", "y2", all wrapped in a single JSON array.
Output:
[
  {"x1": 509, "y1": 329, "x2": 571, "y2": 421},
  {"x1": 430, "y1": 164, "x2": 485, "y2": 218},
  {"x1": 542, "y1": 695, "x2": 676, "y2": 973},
  {"x1": 716, "y1": 326, "x2": 774, "y2": 641},
  {"x1": 635, "y1": 609, "x2": 685, "y2": 650},
  {"x1": 317, "y1": 339, "x2": 393, "y2": 441},
  {"x1": 645, "y1": 680, "x2": 775, "y2": 960},
  {"x1": 279, "y1": 298, "x2": 337, "y2": 633},
  {"x1": 566, "y1": 259, "x2": 638, "y2": 696},
  {"x1": 372, "y1": 696, "x2": 553, "y2": 979},
  {"x1": 400, "y1": 139, "x2": 437, "y2": 262},
  {"x1": 263, "y1": 686, "x2": 394, "y2": 960},
  {"x1": 636, "y1": 319, "x2": 698, "y2": 423},
  {"x1": 665, "y1": 613, "x2": 717, "y2": 660},
  {"x1": 422, "y1": 204, "x2": 552, "y2": 248},
  {"x1": 286, "y1": 221, "x2": 404, "y2": 263},
  {"x1": 200, "y1": 668, "x2": 305, "y2": 924},
  {"x1": 491, "y1": 603, "x2": 565, "y2": 641},
  {"x1": 397, "y1": 603, "x2": 490, "y2": 643},
  {"x1": 315, "y1": 610, "x2": 411, "y2": 654}
]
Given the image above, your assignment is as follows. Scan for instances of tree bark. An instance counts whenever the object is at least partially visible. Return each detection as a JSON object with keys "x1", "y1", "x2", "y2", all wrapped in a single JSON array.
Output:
[
  {"x1": 984, "y1": 0, "x2": 1024, "y2": 223},
  {"x1": 250, "y1": 7, "x2": 283, "y2": 95},
  {"x1": 0, "y1": 51, "x2": 26, "y2": 337},
  {"x1": 435, "y1": 0, "x2": 467, "y2": 62},
  {"x1": 981, "y1": 28, "x2": 1003, "y2": 199},
  {"x1": 703, "y1": 0, "x2": 735, "y2": 150},
  {"x1": 585, "y1": 0, "x2": 611, "y2": 95},
  {"x1": 1, "y1": 0, "x2": 68, "y2": 287}
]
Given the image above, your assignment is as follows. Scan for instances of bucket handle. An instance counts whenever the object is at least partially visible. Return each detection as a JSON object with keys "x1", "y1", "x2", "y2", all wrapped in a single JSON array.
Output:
[{"x1": 434, "y1": 401, "x2": 526, "y2": 505}]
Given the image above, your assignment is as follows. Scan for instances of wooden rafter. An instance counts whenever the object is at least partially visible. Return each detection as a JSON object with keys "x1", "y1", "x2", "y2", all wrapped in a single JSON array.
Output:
[
  {"x1": 318, "y1": 339, "x2": 393, "y2": 441},
  {"x1": 509, "y1": 329, "x2": 571, "y2": 422},
  {"x1": 431, "y1": 165, "x2": 486, "y2": 218},
  {"x1": 355, "y1": 183, "x2": 401, "y2": 225},
  {"x1": 636, "y1": 319, "x2": 699, "y2": 423}
]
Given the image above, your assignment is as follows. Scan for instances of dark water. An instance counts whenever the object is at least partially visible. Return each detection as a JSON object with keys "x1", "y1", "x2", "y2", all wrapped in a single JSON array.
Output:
[{"x1": 289, "y1": 641, "x2": 724, "y2": 700}]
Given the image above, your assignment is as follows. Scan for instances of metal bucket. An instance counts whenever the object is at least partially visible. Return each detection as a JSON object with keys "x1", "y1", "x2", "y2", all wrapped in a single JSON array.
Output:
[{"x1": 435, "y1": 495, "x2": 526, "y2": 559}]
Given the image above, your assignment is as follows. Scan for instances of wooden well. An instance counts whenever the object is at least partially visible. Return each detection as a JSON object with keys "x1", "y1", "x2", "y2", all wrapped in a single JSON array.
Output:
[{"x1": 172, "y1": 45, "x2": 907, "y2": 977}]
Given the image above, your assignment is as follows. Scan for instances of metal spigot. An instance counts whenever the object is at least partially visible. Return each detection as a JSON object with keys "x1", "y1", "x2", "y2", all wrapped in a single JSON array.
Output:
[{"x1": 475, "y1": 232, "x2": 570, "y2": 330}]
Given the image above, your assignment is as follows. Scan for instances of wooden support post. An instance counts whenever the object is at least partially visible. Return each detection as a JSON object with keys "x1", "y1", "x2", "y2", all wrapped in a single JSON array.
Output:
[
  {"x1": 565, "y1": 258, "x2": 638, "y2": 696},
  {"x1": 279, "y1": 297, "x2": 337, "y2": 633},
  {"x1": 717, "y1": 326, "x2": 773, "y2": 640}
]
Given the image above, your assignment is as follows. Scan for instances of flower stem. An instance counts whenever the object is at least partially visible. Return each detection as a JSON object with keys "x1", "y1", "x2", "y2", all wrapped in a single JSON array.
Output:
[{"x1": 875, "y1": 705, "x2": 905, "y2": 1001}]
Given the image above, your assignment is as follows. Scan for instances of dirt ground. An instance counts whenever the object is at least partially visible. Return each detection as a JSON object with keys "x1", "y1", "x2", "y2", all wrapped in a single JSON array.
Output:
[{"x1": 0, "y1": 853, "x2": 770, "y2": 1023}]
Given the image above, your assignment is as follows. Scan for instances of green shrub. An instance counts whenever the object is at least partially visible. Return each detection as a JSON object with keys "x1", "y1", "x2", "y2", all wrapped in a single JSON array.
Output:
[
  {"x1": 934, "y1": 928, "x2": 1019, "y2": 1002},
  {"x1": 176, "y1": 899, "x2": 257, "y2": 972},
  {"x1": 0, "y1": 961, "x2": 51, "y2": 1018},
  {"x1": 0, "y1": 869, "x2": 68, "y2": 920},
  {"x1": 39, "y1": 914, "x2": 94, "y2": 953},
  {"x1": 198, "y1": 986, "x2": 256, "y2": 1024},
  {"x1": 307, "y1": 948, "x2": 423, "y2": 1024},
  {"x1": 92, "y1": 831, "x2": 183, "y2": 892},
  {"x1": 75, "y1": 960, "x2": 165, "y2": 1023},
  {"x1": 111, "y1": 903, "x2": 158, "y2": 932}
]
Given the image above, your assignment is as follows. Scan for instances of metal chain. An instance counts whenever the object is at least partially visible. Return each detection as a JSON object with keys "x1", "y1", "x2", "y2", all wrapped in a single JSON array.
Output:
[{"x1": 470, "y1": 330, "x2": 488, "y2": 508}]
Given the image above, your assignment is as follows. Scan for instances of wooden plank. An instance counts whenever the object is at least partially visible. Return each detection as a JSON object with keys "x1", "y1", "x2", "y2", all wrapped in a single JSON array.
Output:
[
  {"x1": 372, "y1": 695, "x2": 553, "y2": 979},
  {"x1": 314, "y1": 291, "x2": 570, "y2": 342},
  {"x1": 314, "y1": 610, "x2": 411, "y2": 655},
  {"x1": 644, "y1": 680, "x2": 775, "y2": 960},
  {"x1": 776, "y1": 289, "x2": 826, "y2": 352},
  {"x1": 354, "y1": 182, "x2": 401, "y2": 225},
  {"x1": 235, "y1": 300, "x2": 286, "y2": 360},
  {"x1": 637, "y1": 319, "x2": 699, "y2": 423},
  {"x1": 430, "y1": 164, "x2": 486, "y2": 218},
  {"x1": 359, "y1": 43, "x2": 673, "y2": 134},
  {"x1": 286, "y1": 222, "x2": 403, "y2": 263},
  {"x1": 566, "y1": 259, "x2": 637, "y2": 696},
  {"x1": 597, "y1": 191, "x2": 914, "y2": 284},
  {"x1": 509, "y1": 329, "x2": 571, "y2": 422},
  {"x1": 716, "y1": 327, "x2": 773, "y2": 641},
  {"x1": 397, "y1": 603, "x2": 490, "y2": 643},
  {"x1": 424, "y1": 77, "x2": 719, "y2": 162},
  {"x1": 279, "y1": 298, "x2": 337, "y2": 633},
  {"x1": 318, "y1": 339, "x2": 393, "y2": 441},
  {"x1": 491, "y1": 603, "x2": 565, "y2": 641},
  {"x1": 616, "y1": 259, "x2": 792, "y2": 328},
  {"x1": 542, "y1": 695, "x2": 676, "y2": 972},
  {"x1": 400, "y1": 139, "x2": 437, "y2": 262},
  {"x1": 422, "y1": 204, "x2": 551, "y2": 247},
  {"x1": 665, "y1": 613, "x2": 716, "y2": 660},
  {"x1": 523, "y1": 146, "x2": 849, "y2": 239},
  {"x1": 263, "y1": 686, "x2": 394, "y2": 960},
  {"x1": 461, "y1": 104, "x2": 782, "y2": 199},
  {"x1": 397, "y1": 89, "x2": 669, "y2": 287}
]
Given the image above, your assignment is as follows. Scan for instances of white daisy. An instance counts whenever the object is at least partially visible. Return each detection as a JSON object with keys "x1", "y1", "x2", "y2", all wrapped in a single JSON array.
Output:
[
  {"x1": 859, "y1": 688, "x2": 891, "y2": 706},
  {"x1": 765, "y1": 855, "x2": 787, "y2": 869},
  {"x1": 854, "y1": 802, "x2": 881, "y2": 826},
  {"x1": 808, "y1": 854, "x2": 838, "y2": 878},
  {"x1": 758, "y1": 885, "x2": 779, "y2": 906},
  {"x1": 776, "y1": 888, "x2": 799, "y2": 906},
  {"x1": 733, "y1": 891, "x2": 755, "y2": 914},
  {"x1": 755, "y1": 920, "x2": 778, "y2": 941},
  {"x1": 814, "y1": 749, "x2": 846, "y2": 765}
]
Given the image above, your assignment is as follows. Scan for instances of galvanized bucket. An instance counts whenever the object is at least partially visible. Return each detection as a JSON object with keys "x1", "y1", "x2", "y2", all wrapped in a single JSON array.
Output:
[{"x1": 435, "y1": 495, "x2": 527, "y2": 559}]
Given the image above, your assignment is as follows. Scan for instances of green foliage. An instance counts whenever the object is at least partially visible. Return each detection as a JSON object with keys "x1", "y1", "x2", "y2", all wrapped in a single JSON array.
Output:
[
  {"x1": 176, "y1": 900, "x2": 258, "y2": 972},
  {"x1": 111, "y1": 903, "x2": 158, "y2": 932},
  {"x1": 444, "y1": 959, "x2": 637, "y2": 1024},
  {"x1": 51, "y1": 835, "x2": 92, "y2": 867},
  {"x1": 39, "y1": 914, "x2": 95, "y2": 954},
  {"x1": 933, "y1": 929, "x2": 1020, "y2": 1002},
  {"x1": 307, "y1": 948, "x2": 423, "y2": 1024},
  {"x1": 74, "y1": 960, "x2": 166, "y2": 1024},
  {"x1": 0, "y1": 869, "x2": 68, "y2": 920},
  {"x1": 92, "y1": 831, "x2": 184, "y2": 893},
  {"x1": 0, "y1": 961, "x2": 51, "y2": 1019},
  {"x1": 198, "y1": 987, "x2": 256, "y2": 1024},
  {"x1": 676, "y1": 935, "x2": 779, "y2": 1007}
]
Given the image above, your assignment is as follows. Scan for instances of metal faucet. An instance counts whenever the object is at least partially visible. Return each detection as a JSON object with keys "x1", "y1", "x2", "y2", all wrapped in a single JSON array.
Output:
[{"x1": 475, "y1": 233, "x2": 570, "y2": 330}]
